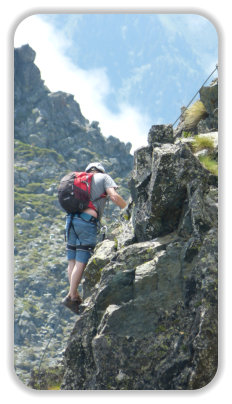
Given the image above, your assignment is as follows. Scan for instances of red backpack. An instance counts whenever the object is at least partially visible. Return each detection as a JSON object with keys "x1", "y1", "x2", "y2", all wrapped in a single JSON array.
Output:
[{"x1": 58, "y1": 172, "x2": 106, "y2": 214}]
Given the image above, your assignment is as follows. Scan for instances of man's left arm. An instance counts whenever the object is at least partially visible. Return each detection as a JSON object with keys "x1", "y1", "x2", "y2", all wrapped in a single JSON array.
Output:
[{"x1": 106, "y1": 187, "x2": 127, "y2": 209}]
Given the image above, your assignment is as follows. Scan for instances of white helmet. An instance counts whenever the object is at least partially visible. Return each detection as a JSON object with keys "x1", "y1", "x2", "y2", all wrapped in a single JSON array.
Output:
[{"x1": 85, "y1": 162, "x2": 105, "y2": 173}]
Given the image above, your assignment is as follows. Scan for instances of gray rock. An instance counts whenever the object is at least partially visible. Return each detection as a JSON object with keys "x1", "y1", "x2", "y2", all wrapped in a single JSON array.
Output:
[
  {"x1": 148, "y1": 124, "x2": 175, "y2": 145},
  {"x1": 29, "y1": 134, "x2": 47, "y2": 148},
  {"x1": 61, "y1": 124, "x2": 217, "y2": 391},
  {"x1": 15, "y1": 44, "x2": 36, "y2": 63},
  {"x1": 129, "y1": 138, "x2": 212, "y2": 242},
  {"x1": 62, "y1": 227, "x2": 217, "y2": 390}
]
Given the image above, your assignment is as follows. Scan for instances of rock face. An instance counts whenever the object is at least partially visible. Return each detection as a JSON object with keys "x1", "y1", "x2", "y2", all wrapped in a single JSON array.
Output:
[
  {"x1": 14, "y1": 45, "x2": 133, "y2": 176},
  {"x1": 61, "y1": 125, "x2": 218, "y2": 390},
  {"x1": 129, "y1": 125, "x2": 216, "y2": 242},
  {"x1": 199, "y1": 78, "x2": 218, "y2": 132}
]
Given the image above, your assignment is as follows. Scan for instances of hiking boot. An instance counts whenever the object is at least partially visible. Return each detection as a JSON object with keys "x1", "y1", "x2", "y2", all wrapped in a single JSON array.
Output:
[
  {"x1": 62, "y1": 296, "x2": 81, "y2": 314},
  {"x1": 74, "y1": 295, "x2": 83, "y2": 305}
]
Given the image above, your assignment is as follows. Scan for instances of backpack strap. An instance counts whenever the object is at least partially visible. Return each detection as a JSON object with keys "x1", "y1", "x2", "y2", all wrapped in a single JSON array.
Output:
[
  {"x1": 65, "y1": 213, "x2": 74, "y2": 242},
  {"x1": 82, "y1": 172, "x2": 107, "y2": 211}
]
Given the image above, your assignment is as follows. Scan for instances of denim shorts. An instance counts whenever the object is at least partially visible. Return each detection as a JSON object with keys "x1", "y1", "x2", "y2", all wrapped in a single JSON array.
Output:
[{"x1": 66, "y1": 214, "x2": 98, "y2": 264}]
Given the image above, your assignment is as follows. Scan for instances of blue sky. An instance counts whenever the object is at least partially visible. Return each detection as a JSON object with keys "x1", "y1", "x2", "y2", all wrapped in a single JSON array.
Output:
[{"x1": 14, "y1": 13, "x2": 218, "y2": 151}]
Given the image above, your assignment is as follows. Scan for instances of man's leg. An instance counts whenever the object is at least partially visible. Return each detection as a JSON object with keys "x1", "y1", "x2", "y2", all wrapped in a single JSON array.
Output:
[
  {"x1": 67, "y1": 259, "x2": 75, "y2": 284},
  {"x1": 68, "y1": 260, "x2": 86, "y2": 300},
  {"x1": 65, "y1": 217, "x2": 96, "y2": 304}
]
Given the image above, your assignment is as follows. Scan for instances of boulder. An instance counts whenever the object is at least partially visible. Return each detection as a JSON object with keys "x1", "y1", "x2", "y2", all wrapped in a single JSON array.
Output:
[{"x1": 129, "y1": 131, "x2": 214, "y2": 242}]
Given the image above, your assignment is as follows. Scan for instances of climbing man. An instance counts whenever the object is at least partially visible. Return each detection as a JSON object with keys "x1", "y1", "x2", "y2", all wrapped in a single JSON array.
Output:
[{"x1": 62, "y1": 162, "x2": 127, "y2": 314}]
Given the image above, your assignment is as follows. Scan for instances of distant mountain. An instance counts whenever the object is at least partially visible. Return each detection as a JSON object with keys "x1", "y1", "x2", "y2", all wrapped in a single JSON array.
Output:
[{"x1": 14, "y1": 44, "x2": 133, "y2": 384}]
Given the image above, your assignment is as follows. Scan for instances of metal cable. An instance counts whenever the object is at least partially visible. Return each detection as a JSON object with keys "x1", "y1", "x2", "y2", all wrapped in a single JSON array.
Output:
[{"x1": 172, "y1": 64, "x2": 218, "y2": 127}]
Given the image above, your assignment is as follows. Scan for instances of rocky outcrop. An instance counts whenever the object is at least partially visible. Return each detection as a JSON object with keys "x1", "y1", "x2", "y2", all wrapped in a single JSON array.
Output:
[
  {"x1": 130, "y1": 125, "x2": 218, "y2": 243},
  {"x1": 198, "y1": 78, "x2": 218, "y2": 132},
  {"x1": 61, "y1": 125, "x2": 218, "y2": 390},
  {"x1": 14, "y1": 44, "x2": 133, "y2": 176}
]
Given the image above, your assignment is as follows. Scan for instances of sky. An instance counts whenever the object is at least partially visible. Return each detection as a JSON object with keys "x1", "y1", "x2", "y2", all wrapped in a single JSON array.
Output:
[{"x1": 14, "y1": 13, "x2": 218, "y2": 152}]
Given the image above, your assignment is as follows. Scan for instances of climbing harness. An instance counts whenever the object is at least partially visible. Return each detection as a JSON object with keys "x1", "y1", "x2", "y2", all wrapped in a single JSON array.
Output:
[
  {"x1": 99, "y1": 225, "x2": 108, "y2": 241},
  {"x1": 172, "y1": 64, "x2": 218, "y2": 127},
  {"x1": 65, "y1": 212, "x2": 98, "y2": 254},
  {"x1": 66, "y1": 243, "x2": 96, "y2": 253}
]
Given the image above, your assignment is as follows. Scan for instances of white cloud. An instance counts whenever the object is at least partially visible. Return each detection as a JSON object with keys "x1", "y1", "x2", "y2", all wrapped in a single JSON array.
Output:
[
  {"x1": 14, "y1": 14, "x2": 72, "y2": 56},
  {"x1": 14, "y1": 15, "x2": 150, "y2": 152},
  {"x1": 119, "y1": 63, "x2": 151, "y2": 101}
]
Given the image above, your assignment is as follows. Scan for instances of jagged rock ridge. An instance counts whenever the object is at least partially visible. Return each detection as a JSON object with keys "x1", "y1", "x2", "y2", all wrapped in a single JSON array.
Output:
[
  {"x1": 14, "y1": 44, "x2": 133, "y2": 175},
  {"x1": 60, "y1": 125, "x2": 218, "y2": 390}
]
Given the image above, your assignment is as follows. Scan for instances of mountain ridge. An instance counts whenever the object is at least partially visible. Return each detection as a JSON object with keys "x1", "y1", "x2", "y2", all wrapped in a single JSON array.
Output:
[{"x1": 14, "y1": 44, "x2": 218, "y2": 390}]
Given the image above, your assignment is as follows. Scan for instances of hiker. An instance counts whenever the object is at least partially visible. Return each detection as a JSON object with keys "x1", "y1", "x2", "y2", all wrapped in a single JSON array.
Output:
[{"x1": 62, "y1": 162, "x2": 127, "y2": 313}]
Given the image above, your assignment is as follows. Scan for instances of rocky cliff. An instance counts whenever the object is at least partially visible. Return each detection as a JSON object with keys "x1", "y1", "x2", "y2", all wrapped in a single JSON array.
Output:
[
  {"x1": 14, "y1": 45, "x2": 218, "y2": 390},
  {"x1": 59, "y1": 124, "x2": 218, "y2": 390}
]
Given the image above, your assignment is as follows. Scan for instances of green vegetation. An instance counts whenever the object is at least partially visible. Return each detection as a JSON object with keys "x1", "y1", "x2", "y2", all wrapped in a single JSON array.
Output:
[
  {"x1": 14, "y1": 139, "x2": 65, "y2": 164},
  {"x1": 114, "y1": 237, "x2": 118, "y2": 250},
  {"x1": 183, "y1": 134, "x2": 218, "y2": 176},
  {"x1": 48, "y1": 385, "x2": 60, "y2": 390},
  {"x1": 183, "y1": 100, "x2": 208, "y2": 130},
  {"x1": 191, "y1": 135, "x2": 215, "y2": 153},
  {"x1": 156, "y1": 324, "x2": 166, "y2": 333},
  {"x1": 199, "y1": 155, "x2": 218, "y2": 176},
  {"x1": 182, "y1": 131, "x2": 192, "y2": 138},
  {"x1": 29, "y1": 367, "x2": 64, "y2": 390},
  {"x1": 14, "y1": 189, "x2": 60, "y2": 217},
  {"x1": 15, "y1": 179, "x2": 57, "y2": 194}
]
